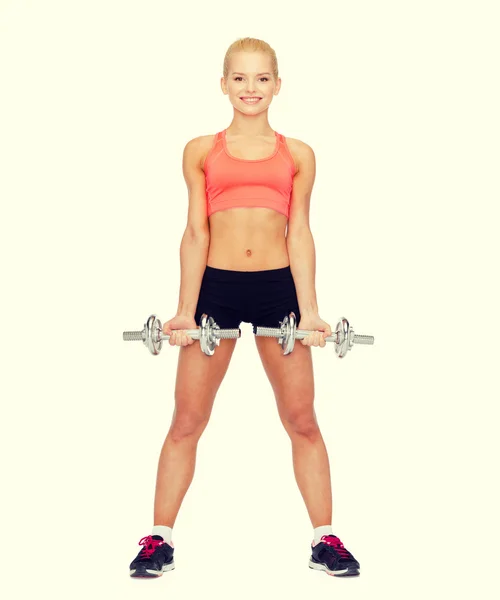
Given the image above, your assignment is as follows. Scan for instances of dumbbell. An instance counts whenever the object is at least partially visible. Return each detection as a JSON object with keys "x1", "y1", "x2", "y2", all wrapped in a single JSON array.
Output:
[
  {"x1": 254, "y1": 312, "x2": 374, "y2": 357},
  {"x1": 123, "y1": 313, "x2": 241, "y2": 356}
]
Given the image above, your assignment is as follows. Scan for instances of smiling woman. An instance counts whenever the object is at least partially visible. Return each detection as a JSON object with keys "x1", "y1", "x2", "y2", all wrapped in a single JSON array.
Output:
[{"x1": 128, "y1": 36, "x2": 361, "y2": 581}]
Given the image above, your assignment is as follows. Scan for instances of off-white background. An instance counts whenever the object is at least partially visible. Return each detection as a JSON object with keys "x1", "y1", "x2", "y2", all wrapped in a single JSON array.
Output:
[{"x1": 1, "y1": 1, "x2": 499, "y2": 598}]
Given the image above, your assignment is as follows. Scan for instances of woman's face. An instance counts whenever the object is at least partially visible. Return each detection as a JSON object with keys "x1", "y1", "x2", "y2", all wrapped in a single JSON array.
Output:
[{"x1": 222, "y1": 51, "x2": 281, "y2": 114}]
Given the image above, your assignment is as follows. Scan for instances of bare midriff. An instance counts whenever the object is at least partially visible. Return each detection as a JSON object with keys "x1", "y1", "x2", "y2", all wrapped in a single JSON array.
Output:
[
  {"x1": 207, "y1": 207, "x2": 290, "y2": 271},
  {"x1": 200, "y1": 132, "x2": 296, "y2": 272}
]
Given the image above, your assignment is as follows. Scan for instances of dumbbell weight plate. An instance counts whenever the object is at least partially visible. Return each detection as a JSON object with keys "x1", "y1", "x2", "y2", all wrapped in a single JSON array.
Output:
[
  {"x1": 279, "y1": 312, "x2": 297, "y2": 356},
  {"x1": 199, "y1": 313, "x2": 219, "y2": 356},
  {"x1": 145, "y1": 314, "x2": 163, "y2": 355},
  {"x1": 335, "y1": 317, "x2": 352, "y2": 358}
]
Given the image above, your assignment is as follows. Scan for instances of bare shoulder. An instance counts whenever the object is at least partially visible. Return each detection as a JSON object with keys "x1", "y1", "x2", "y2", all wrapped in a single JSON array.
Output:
[
  {"x1": 183, "y1": 134, "x2": 217, "y2": 171},
  {"x1": 283, "y1": 136, "x2": 315, "y2": 173}
]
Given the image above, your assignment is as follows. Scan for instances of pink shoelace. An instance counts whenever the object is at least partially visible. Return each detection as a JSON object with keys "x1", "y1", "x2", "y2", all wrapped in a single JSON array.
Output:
[
  {"x1": 320, "y1": 535, "x2": 351, "y2": 559},
  {"x1": 138, "y1": 535, "x2": 165, "y2": 559}
]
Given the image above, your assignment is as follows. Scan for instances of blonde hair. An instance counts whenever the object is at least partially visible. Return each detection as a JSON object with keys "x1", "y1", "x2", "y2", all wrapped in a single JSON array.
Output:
[{"x1": 223, "y1": 37, "x2": 279, "y2": 81}]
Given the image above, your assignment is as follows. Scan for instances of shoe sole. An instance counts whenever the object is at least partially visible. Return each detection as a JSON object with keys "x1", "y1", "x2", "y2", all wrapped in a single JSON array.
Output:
[
  {"x1": 130, "y1": 561, "x2": 175, "y2": 578},
  {"x1": 309, "y1": 558, "x2": 359, "y2": 577}
]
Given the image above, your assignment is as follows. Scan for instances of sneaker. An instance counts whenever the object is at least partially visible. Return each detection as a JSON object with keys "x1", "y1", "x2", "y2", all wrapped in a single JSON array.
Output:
[
  {"x1": 309, "y1": 534, "x2": 360, "y2": 577},
  {"x1": 129, "y1": 534, "x2": 175, "y2": 578}
]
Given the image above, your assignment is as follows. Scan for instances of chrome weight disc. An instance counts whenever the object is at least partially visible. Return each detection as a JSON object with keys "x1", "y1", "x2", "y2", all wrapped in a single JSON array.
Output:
[
  {"x1": 199, "y1": 313, "x2": 220, "y2": 356},
  {"x1": 279, "y1": 312, "x2": 297, "y2": 356},
  {"x1": 335, "y1": 317, "x2": 353, "y2": 358},
  {"x1": 145, "y1": 314, "x2": 163, "y2": 355}
]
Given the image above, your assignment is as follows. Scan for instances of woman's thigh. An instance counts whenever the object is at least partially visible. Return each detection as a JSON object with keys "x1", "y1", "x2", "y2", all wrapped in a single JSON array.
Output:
[
  {"x1": 170, "y1": 338, "x2": 238, "y2": 437},
  {"x1": 254, "y1": 336, "x2": 316, "y2": 432}
]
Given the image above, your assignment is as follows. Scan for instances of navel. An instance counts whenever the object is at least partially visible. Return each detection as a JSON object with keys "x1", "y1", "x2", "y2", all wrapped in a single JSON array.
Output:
[{"x1": 246, "y1": 249, "x2": 252, "y2": 257}]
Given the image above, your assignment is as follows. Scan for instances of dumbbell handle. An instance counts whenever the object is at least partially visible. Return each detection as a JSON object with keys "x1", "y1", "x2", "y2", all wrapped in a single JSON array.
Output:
[
  {"x1": 123, "y1": 328, "x2": 240, "y2": 342},
  {"x1": 298, "y1": 330, "x2": 374, "y2": 345},
  {"x1": 255, "y1": 326, "x2": 374, "y2": 345}
]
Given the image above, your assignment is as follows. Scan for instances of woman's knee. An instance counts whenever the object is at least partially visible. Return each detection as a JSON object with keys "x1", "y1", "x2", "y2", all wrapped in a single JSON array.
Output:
[
  {"x1": 169, "y1": 407, "x2": 211, "y2": 442},
  {"x1": 280, "y1": 405, "x2": 320, "y2": 439}
]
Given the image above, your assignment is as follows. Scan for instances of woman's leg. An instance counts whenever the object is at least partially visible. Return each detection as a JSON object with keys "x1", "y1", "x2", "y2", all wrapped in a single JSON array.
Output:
[
  {"x1": 153, "y1": 337, "x2": 238, "y2": 527},
  {"x1": 248, "y1": 266, "x2": 332, "y2": 527},
  {"x1": 253, "y1": 335, "x2": 332, "y2": 528}
]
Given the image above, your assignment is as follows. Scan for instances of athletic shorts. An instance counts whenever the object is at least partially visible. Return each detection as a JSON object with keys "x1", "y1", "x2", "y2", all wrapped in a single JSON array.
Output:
[{"x1": 193, "y1": 265, "x2": 302, "y2": 334}]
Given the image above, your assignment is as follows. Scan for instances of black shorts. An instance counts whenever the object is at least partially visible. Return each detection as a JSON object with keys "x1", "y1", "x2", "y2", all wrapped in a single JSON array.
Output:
[{"x1": 194, "y1": 265, "x2": 302, "y2": 334}]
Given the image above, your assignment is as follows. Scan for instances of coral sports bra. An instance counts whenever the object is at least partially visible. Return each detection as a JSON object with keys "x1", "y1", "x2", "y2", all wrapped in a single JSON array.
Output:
[{"x1": 203, "y1": 129, "x2": 298, "y2": 219}]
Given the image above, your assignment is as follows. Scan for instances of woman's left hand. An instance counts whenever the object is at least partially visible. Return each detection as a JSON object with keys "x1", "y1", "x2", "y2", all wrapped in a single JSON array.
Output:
[{"x1": 297, "y1": 314, "x2": 333, "y2": 347}]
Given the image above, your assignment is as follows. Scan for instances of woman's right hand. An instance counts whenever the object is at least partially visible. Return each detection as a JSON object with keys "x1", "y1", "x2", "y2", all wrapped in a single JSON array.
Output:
[{"x1": 162, "y1": 314, "x2": 198, "y2": 346}]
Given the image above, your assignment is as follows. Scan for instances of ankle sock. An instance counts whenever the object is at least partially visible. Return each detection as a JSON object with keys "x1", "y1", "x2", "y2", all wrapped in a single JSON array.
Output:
[
  {"x1": 152, "y1": 525, "x2": 174, "y2": 547},
  {"x1": 313, "y1": 524, "x2": 334, "y2": 545}
]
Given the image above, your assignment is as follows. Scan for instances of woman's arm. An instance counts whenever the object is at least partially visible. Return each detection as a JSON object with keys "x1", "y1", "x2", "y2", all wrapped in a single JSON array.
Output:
[
  {"x1": 176, "y1": 137, "x2": 211, "y2": 317},
  {"x1": 286, "y1": 141, "x2": 319, "y2": 317}
]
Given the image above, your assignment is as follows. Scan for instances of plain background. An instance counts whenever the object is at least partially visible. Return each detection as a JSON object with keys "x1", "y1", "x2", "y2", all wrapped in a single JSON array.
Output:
[{"x1": 1, "y1": 0, "x2": 499, "y2": 598}]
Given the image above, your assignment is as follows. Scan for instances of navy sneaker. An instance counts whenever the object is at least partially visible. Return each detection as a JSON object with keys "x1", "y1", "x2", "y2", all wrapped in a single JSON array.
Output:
[
  {"x1": 309, "y1": 534, "x2": 360, "y2": 577},
  {"x1": 129, "y1": 534, "x2": 175, "y2": 578}
]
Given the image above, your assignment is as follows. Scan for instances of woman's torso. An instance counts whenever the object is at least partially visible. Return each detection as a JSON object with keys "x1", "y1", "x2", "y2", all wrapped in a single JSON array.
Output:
[{"x1": 198, "y1": 129, "x2": 299, "y2": 271}]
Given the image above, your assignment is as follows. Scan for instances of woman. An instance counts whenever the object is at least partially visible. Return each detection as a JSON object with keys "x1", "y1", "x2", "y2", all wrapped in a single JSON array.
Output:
[{"x1": 129, "y1": 37, "x2": 360, "y2": 579}]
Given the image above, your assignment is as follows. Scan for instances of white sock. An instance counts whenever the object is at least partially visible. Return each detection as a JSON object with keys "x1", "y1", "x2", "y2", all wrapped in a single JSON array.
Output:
[
  {"x1": 152, "y1": 525, "x2": 174, "y2": 547},
  {"x1": 313, "y1": 524, "x2": 334, "y2": 546}
]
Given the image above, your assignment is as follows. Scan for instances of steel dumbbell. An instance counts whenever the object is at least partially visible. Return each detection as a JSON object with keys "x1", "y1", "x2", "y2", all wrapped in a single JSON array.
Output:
[
  {"x1": 123, "y1": 313, "x2": 241, "y2": 356},
  {"x1": 254, "y1": 312, "x2": 374, "y2": 357}
]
